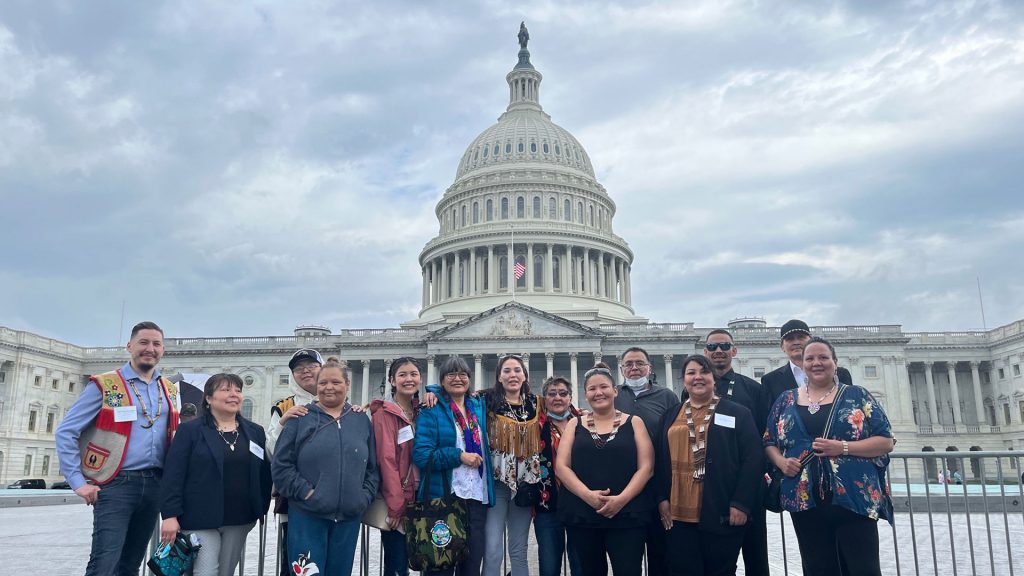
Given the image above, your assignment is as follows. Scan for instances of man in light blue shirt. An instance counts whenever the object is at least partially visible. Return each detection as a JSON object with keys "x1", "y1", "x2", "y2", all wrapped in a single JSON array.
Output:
[{"x1": 56, "y1": 321, "x2": 176, "y2": 576}]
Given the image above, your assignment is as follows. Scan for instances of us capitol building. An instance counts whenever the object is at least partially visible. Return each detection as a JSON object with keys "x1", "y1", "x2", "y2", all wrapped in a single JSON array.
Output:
[{"x1": 1, "y1": 29, "x2": 1022, "y2": 485}]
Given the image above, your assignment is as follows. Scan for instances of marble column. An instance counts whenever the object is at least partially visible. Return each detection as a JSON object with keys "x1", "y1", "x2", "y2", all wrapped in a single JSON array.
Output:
[
  {"x1": 361, "y1": 359, "x2": 371, "y2": 405},
  {"x1": 947, "y1": 362, "x2": 962, "y2": 425},
  {"x1": 487, "y1": 245, "x2": 495, "y2": 294},
  {"x1": 970, "y1": 361, "x2": 985, "y2": 425},
  {"x1": 597, "y1": 251, "x2": 605, "y2": 298},
  {"x1": 924, "y1": 362, "x2": 939, "y2": 425},
  {"x1": 427, "y1": 355, "x2": 436, "y2": 388},
  {"x1": 527, "y1": 243, "x2": 534, "y2": 293},
  {"x1": 474, "y1": 354, "x2": 483, "y2": 390},
  {"x1": 430, "y1": 260, "x2": 437, "y2": 304},
  {"x1": 440, "y1": 256, "x2": 448, "y2": 301},
  {"x1": 546, "y1": 353, "x2": 554, "y2": 379},
  {"x1": 421, "y1": 266, "x2": 428, "y2": 308},
  {"x1": 583, "y1": 249, "x2": 590, "y2": 296},
  {"x1": 469, "y1": 249, "x2": 477, "y2": 296},
  {"x1": 545, "y1": 244, "x2": 553, "y2": 292},
  {"x1": 664, "y1": 354, "x2": 674, "y2": 394},
  {"x1": 454, "y1": 251, "x2": 462, "y2": 297},
  {"x1": 623, "y1": 264, "x2": 631, "y2": 304},
  {"x1": 570, "y1": 353, "x2": 579, "y2": 400}
]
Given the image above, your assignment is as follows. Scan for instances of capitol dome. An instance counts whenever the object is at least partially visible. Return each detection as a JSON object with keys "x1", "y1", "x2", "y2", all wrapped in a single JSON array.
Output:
[{"x1": 409, "y1": 24, "x2": 643, "y2": 328}]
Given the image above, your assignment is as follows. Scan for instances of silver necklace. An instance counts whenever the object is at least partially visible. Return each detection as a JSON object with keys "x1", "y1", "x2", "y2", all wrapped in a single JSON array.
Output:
[
  {"x1": 217, "y1": 427, "x2": 240, "y2": 451},
  {"x1": 807, "y1": 383, "x2": 837, "y2": 415}
]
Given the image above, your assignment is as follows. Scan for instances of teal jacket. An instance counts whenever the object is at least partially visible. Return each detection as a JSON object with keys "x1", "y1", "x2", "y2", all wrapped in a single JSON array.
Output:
[{"x1": 412, "y1": 385, "x2": 494, "y2": 505}]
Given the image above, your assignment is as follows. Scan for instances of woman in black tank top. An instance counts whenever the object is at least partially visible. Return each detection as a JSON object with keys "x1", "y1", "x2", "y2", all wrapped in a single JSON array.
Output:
[{"x1": 555, "y1": 363, "x2": 654, "y2": 576}]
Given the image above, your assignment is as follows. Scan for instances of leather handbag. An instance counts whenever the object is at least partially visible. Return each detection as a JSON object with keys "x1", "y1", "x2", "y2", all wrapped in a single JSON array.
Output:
[
  {"x1": 513, "y1": 480, "x2": 541, "y2": 507},
  {"x1": 146, "y1": 533, "x2": 201, "y2": 576},
  {"x1": 405, "y1": 450, "x2": 469, "y2": 572},
  {"x1": 765, "y1": 385, "x2": 846, "y2": 513},
  {"x1": 363, "y1": 463, "x2": 415, "y2": 533}
]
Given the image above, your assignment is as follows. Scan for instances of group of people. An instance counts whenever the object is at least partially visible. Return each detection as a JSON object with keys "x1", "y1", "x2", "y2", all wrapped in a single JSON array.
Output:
[{"x1": 56, "y1": 318, "x2": 895, "y2": 576}]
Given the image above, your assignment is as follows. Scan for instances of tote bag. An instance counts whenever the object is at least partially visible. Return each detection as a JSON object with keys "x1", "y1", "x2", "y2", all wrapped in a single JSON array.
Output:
[{"x1": 405, "y1": 450, "x2": 469, "y2": 572}]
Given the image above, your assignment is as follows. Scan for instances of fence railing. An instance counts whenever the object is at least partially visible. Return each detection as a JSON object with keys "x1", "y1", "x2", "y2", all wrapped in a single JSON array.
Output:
[{"x1": 147, "y1": 451, "x2": 1023, "y2": 575}]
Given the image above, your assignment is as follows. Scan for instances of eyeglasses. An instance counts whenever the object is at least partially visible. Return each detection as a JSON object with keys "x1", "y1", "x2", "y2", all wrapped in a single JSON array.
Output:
[
  {"x1": 444, "y1": 372, "x2": 470, "y2": 380},
  {"x1": 705, "y1": 342, "x2": 733, "y2": 352},
  {"x1": 545, "y1": 390, "x2": 570, "y2": 398},
  {"x1": 293, "y1": 364, "x2": 320, "y2": 374},
  {"x1": 621, "y1": 361, "x2": 649, "y2": 369}
]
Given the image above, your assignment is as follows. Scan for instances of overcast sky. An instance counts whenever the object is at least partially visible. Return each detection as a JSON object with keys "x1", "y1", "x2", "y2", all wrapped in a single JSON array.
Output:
[{"x1": 2, "y1": 1, "x2": 1022, "y2": 346}]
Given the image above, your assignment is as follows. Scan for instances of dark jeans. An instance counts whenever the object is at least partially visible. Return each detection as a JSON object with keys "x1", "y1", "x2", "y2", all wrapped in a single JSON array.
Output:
[
  {"x1": 84, "y1": 469, "x2": 162, "y2": 576},
  {"x1": 566, "y1": 524, "x2": 646, "y2": 576},
  {"x1": 644, "y1": 512, "x2": 669, "y2": 576},
  {"x1": 534, "y1": 510, "x2": 581, "y2": 576},
  {"x1": 790, "y1": 503, "x2": 882, "y2": 576},
  {"x1": 425, "y1": 498, "x2": 487, "y2": 576},
  {"x1": 287, "y1": 507, "x2": 360, "y2": 576},
  {"x1": 381, "y1": 528, "x2": 409, "y2": 576},
  {"x1": 740, "y1": 505, "x2": 770, "y2": 576},
  {"x1": 665, "y1": 521, "x2": 744, "y2": 576}
]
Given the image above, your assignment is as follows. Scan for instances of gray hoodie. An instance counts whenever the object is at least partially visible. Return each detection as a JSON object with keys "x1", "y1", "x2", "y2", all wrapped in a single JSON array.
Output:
[{"x1": 271, "y1": 402, "x2": 379, "y2": 521}]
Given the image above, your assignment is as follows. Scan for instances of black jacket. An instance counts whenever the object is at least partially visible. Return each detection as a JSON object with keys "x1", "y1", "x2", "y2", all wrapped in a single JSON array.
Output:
[
  {"x1": 161, "y1": 416, "x2": 272, "y2": 530},
  {"x1": 760, "y1": 364, "x2": 852, "y2": 426},
  {"x1": 654, "y1": 398, "x2": 763, "y2": 534}
]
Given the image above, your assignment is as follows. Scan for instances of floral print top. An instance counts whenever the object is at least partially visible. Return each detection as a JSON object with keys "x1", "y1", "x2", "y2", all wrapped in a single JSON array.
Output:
[
  {"x1": 536, "y1": 407, "x2": 580, "y2": 512},
  {"x1": 764, "y1": 384, "x2": 894, "y2": 523}
]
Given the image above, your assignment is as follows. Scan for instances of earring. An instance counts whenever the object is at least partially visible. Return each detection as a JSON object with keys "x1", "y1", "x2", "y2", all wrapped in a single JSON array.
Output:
[
  {"x1": 833, "y1": 373, "x2": 840, "y2": 386},
  {"x1": 802, "y1": 375, "x2": 809, "y2": 386}
]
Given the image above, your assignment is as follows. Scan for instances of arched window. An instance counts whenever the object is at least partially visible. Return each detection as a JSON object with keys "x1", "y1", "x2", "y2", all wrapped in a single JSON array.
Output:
[
  {"x1": 518, "y1": 142, "x2": 524, "y2": 153},
  {"x1": 543, "y1": 142, "x2": 550, "y2": 154},
  {"x1": 564, "y1": 199, "x2": 571, "y2": 221},
  {"x1": 555, "y1": 144, "x2": 561, "y2": 156},
  {"x1": 494, "y1": 144, "x2": 500, "y2": 156},
  {"x1": 516, "y1": 255, "x2": 527, "y2": 289},
  {"x1": 505, "y1": 143, "x2": 512, "y2": 154},
  {"x1": 589, "y1": 205, "x2": 594, "y2": 226},
  {"x1": 530, "y1": 142, "x2": 537, "y2": 153},
  {"x1": 482, "y1": 146, "x2": 488, "y2": 158},
  {"x1": 501, "y1": 198, "x2": 509, "y2": 219},
  {"x1": 486, "y1": 199, "x2": 493, "y2": 221},
  {"x1": 499, "y1": 256, "x2": 509, "y2": 290},
  {"x1": 553, "y1": 256, "x2": 561, "y2": 290},
  {"x1": 577, "y1": 202, "x2": 584, "y2": 224},
  {"x1": 458, "y1": 262, "x2": 465, "y2": 296},
  {"x1": 241, "y1": 399, "x2": 254, "y2": 420},
  {"x1": 473, "y1": 202, "x2": 479, "y2": 224},
  {"x1": 548, "y1": 198, "x2": 556, "y2": 219},
  {"x1": 597, "y1": 208, "x2": 603, "y2": 230},
  {"x1": 533, "y1": 196, "x2": 541, "y2": 218},
  {"x1": 461, "y1": 205, "x2": 467, "y2": 227},
  {"x1": 534, "y1": 255, "x2": 543, "y2": 289},
  {"x1": 516, "y1": 197, "x2": 525, "y2": 218},
  {"x1": 452, "y1": 208, "x2": 457, "y2": 229},
  {"x1": 482, "y1": 256, "x2": 489, "y2": 291}
]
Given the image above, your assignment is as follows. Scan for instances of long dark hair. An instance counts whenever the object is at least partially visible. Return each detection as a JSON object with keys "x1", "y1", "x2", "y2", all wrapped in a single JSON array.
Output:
[{"x1": 486, "y1": 354, "x2": 532, "y2": 413}]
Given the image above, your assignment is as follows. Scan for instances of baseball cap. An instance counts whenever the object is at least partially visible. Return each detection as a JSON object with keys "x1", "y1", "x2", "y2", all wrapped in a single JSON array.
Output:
[
  {"x1": 780, "y1": 319, "x2": 811, "y2": 340},
  {"x1": 288, "y1": 348, "x2": 324, "y2": 371}
]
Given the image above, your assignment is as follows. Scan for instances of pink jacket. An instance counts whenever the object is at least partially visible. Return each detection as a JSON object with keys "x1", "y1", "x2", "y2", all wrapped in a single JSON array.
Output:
[{"x1": 370, "y1": 399, "x2": 420, "y2": 518}]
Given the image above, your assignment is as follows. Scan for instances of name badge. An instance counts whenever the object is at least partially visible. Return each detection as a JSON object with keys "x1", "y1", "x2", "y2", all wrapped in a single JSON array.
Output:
[
  {"x1": 114, "y1": 406, "x2": 138, "y2": 422},
  {"x1": 714, "y1": 414, "x2": 736, "y2": 429},
  {"x1": 397, "y1": 425, "x2": 415, "y2": 445},
  {"x1": 249, "y1": 441, "x2": 265, "y2": 460}
]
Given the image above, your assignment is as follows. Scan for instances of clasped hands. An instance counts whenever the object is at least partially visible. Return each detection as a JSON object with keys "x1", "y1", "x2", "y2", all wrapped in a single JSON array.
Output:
[{"x1": 581, "y1": 488, "x2": 627, "y2": 518}]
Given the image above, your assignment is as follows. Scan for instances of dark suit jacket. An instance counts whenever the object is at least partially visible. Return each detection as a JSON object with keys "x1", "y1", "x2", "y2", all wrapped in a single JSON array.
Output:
[
  {"x1": 760, "y1": 364, "x2": 853, "y2": 430},
  {"x1": 654, "y1": 398, "x2": 763, "y2": 534},
  {"x1": 161, "y1": 415, "x2": 272, "y2": 530}
]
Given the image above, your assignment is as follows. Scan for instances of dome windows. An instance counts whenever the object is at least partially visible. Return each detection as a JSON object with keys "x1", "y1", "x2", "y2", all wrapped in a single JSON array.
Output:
[
  {"x1": 530, "y1": 142, "x2": 537, "y2": 153},
  {"x1": 494, "y1": 144, "x2": 500, "y2": 156},
  {"x1": 486, "y1": 199, "x2": 493, "y2": 221},
  {"x1": 473, "y1": 202, "x2": 480, "y2": 224},
  {"x1": 501, "y1": 198, "x2": 509, "y2": 219},
  {"x1": 516, "y1": 196, "x2": 525, "y2": 218},
  {"x1": 543, "y1": 142, "x2": 550, "y2": 154},
  {"x1": 555, "y1": 144, "x2": 561, "y2": 156},
  {"x1": 482, "y1": 146, "x2": 488, "y2": 158},
  {"x1": 506, "y1": 143, "x2": 512, "y2": 154},
  {"x1": 533, "y1": 196, "x2": 541, "y2": 218},
  {"x1": 548, "y1": 197, "x2": 556, "y2": 219},
  {"x1": 518, "y1": 142, "x2": 525, "y2": 153},
  {"x1": 563, "y1": 199, "x2": 571, "y2": 221}
]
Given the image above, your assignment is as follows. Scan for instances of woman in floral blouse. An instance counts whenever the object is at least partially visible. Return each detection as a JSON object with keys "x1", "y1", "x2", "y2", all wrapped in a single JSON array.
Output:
[
  {"x1": 534, "y1": 376, "x2": 581, "y2": 576},
  {"x1": 764, "y1": 336, "x2": 895, "y2": 576},
  {"x1": 482, "y1": 354, "x2": 543, "y2": 576}
]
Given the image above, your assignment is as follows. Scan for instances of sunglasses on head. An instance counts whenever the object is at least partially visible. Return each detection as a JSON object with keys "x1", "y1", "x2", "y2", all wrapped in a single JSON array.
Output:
[{"x1": 705, "y1": 342, "x2": 733, "y2": 352}]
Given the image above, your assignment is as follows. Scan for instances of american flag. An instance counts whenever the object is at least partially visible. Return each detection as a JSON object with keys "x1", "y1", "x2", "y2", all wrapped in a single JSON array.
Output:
[{"x1": 513, "y1": 261, "x2": 526, "y2": 279}]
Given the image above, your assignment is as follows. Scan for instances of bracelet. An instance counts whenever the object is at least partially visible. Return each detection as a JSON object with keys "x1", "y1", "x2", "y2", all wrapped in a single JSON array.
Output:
[{"x1": 842, "y1": 440, "x2": 849, "y2": 456}]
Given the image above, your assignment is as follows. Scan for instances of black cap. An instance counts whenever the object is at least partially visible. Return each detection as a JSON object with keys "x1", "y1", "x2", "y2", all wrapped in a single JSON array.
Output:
[
  {"x1": 780, "y1": 319, "x2": 811, "y2": 340},
  {"x1": 288, "y1": 348, "x2": 324, "y2": 371}
]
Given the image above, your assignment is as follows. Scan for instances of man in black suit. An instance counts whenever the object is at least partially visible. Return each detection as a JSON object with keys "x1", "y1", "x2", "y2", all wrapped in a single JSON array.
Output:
[
  {"x1": 760, "y1": 319, "x2": 853, "y2": 418},
  {"x1": 705, "y1": 329, "x2": 770, "y2": 576}
]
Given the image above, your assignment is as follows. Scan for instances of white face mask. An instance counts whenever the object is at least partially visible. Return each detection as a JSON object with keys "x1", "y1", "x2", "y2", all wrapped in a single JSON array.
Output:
[{"x1": 623, "y1": 376, "x2": 649, "y2": 392}]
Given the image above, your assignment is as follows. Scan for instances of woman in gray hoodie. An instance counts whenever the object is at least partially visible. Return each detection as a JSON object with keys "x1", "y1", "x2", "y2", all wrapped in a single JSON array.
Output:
[{"x1": 272, "y1": 357, "x2": 379, "y2": 576}]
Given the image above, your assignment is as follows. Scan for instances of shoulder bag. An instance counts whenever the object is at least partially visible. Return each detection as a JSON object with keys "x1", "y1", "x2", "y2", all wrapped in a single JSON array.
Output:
[
  {"x1": 405, "y1": 449, "x2": 469, "y2": 572},
  {"x1": 363, "y1": 462, "x2": 415, "y2": 533}
]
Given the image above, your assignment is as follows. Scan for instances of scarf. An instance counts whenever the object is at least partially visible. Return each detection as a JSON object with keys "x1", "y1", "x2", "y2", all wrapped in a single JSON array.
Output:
[{"x1": 450, "y1": 398, "x2": 485, "y2": 477}]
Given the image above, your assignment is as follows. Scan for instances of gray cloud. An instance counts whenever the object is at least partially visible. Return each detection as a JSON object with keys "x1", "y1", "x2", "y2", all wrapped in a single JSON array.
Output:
[{"x1": 1, "y1": 0, "x2": 1022, "y2": 345}]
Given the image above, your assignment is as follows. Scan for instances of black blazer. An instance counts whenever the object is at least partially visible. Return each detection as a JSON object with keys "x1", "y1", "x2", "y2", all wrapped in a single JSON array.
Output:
[
  {"x1": 760, "y1": 364, "x2": 853, "y2": 428},
  {"x1": 654, "y1": 398, "x2": 763, "y2": 534},
  {"x1": 161, "y1": 416, "x2": 272, "y2": 530}
]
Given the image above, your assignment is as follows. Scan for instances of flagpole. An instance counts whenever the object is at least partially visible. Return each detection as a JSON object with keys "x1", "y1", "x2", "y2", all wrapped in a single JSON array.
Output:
[{"x1": 510, "y1": 223, "x2": 515, "y2": 302}]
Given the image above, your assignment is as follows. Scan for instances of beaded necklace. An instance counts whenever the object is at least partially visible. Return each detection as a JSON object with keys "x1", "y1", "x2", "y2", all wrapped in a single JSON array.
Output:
[
  {"x1": 684, "y1": 396, "x2": 719, "y2": 482},
  {"x1": 126, "y1": 376, "x2": 163, "y2": 429},
  {"x1": 585, "y1": 410, "x2": 623, "y2": 449}
]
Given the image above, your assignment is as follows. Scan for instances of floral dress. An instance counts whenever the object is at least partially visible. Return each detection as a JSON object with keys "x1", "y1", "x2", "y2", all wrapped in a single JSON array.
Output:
[{"x1": 764, "y1": 384, "x2": 894, "y2": 522}]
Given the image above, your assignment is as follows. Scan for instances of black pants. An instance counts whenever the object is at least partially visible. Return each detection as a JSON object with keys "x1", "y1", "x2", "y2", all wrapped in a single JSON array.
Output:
[
  {"x1": 740, "y1": 505, "x2": 770, "y2": 576},
  {"x1": 790, "y1": 503, "x2": 882, "y2": 576},
  {"x1": 665, "y1": 521, "x2": 744, "y2": 576},
  {"x1": 566, "y1": 524, "x2": 646, "y2": 576},
  {"x1": 644, "y1": 512, "x2": 669, "y2": 576},
  {"x1": 425, "y1": 498, "x2": 488, "y2": 576}
]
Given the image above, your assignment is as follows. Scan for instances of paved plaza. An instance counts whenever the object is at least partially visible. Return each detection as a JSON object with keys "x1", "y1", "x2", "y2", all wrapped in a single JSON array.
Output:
[{"x1": 2, "y1": 501, "x2": 1021, "y2": 575}]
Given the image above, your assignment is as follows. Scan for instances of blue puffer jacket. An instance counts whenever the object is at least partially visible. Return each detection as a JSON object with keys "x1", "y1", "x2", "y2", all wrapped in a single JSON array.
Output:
[{"x1": 412, "y1": 385, "x2": 495, "y2": 505}]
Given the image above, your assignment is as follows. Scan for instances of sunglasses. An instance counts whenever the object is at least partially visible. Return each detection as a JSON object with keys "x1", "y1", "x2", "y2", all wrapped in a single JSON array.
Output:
[
  {"x1": 705, "y1": 342, "x2": 734, "y2": 352},
  {"x1": 545, "y1": 390, "x2": 570, "y2": 398}
]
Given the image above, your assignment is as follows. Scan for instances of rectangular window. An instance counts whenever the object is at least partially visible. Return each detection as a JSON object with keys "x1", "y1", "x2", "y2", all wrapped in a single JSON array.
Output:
[
  {"x1": 1019, "y1": 401, "x2": 1024, "y2": 424},
  {"x1": 46, "y1": 412, "x2": 55, "y2": 434},
  {"x1": 51, "y1": 378, "x2": 59, "y2": 390},
  {"x1": 753, "y1": 368, "x2": 766, "y2": 379},
  {"x1": 68, "y1": 381, "x2": 75, "y2": 393},
  {"x1": 1015, "y1": 365, "x2": 1021, "y2": 376},
  {"x1": 864, "y1": 365, "x2": 878, "y2": 379},
  {"x1": 0, "y1": 371, "x2": 5, "y2": 383},
  {"x1": 1004, "y1": 404, "x2": 1012, "y2": 425},
  {"x1": 34, "y1": 376, "x2": 42, "y2": 387},
  {"x1": 988, "y1": 405, "x2": 997, "y2": 426},
  {"x1": 999, "y1": 368, "x2": 1006, "y2": 379},
  {"x1": 279, "y1": 375, "x2": 289, "y2": 387},
  {"x1": 42, "y1": 455, "x2": 50, "y2": 476},
  {"x1": 24, "y1": 455, "x2": 32, "y2": 476},
  {"x1": 28, "y1": 410, "x2": 38, "y2": 432}
]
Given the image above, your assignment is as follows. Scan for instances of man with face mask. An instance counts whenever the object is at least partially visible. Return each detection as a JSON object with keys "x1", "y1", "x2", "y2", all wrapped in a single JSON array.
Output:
[{"x1": 614, "y1": 346, "x2": 680, "y2": 576}]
